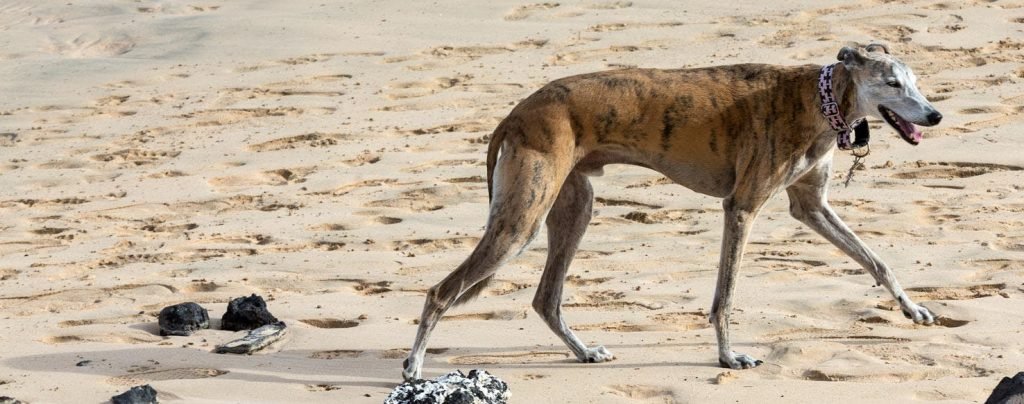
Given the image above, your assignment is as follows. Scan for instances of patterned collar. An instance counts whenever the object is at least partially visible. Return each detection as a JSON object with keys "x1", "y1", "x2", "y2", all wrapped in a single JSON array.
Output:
[{"x1": 818, "y1": 63, "x2": 868, "y2": 150}]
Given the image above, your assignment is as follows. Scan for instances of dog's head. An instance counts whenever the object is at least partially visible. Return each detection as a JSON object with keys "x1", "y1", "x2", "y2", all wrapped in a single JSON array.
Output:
[{"x1": 838, "y1": 43, "x2": 942, "y2": 145}]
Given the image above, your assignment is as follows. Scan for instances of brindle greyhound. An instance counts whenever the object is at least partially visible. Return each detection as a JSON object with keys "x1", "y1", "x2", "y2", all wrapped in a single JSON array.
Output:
[{"x1": 402, "y1": 43, "x2": 942, "y2": 380}]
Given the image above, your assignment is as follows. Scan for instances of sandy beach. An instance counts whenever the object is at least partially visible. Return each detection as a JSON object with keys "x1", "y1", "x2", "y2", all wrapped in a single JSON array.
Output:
[{"x1": 1, "y1": 0, "x2": 1023, "y2": 402}]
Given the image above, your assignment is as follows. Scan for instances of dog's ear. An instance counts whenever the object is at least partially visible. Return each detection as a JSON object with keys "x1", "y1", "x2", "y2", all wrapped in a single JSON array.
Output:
[
  {"x1": 865, "y1": 43, "x2": 890, "y2": 54},
  {"x1": 837, "y1": 46, "x2": 866, "y2": 67}
]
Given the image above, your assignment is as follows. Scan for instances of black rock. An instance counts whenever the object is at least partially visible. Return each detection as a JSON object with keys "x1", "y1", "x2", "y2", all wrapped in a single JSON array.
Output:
[
  {"x1": 221, "y1": 294, "x2": 278, "y2": 331},
  {"x1": 987, "y1": 372, "x2": 1024, "y2": 404},
  {"x1": 111, "y1": 384, "x2": 158, "y2": 404},
  {"x1": 76, "y1": 359, "x2": 92, "y2": 367},
  {"x1": 0, "y1": 396, "x2": 25, "y2": 404},
  {"x1": 158, "y1": 302, "x2": 210, "y2": 336},
  {"x1": 385, "y1": 369, "x2": 509, "y2": 404}
]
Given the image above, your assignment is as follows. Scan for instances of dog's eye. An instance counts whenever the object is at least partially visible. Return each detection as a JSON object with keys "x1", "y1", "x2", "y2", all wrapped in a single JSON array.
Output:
[{"x1": 886, "y1": 80, "x2": 902, "y2": 88}]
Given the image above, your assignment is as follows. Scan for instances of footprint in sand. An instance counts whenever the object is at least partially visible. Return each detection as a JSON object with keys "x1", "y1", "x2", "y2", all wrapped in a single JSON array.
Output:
[
  {"x1": 248, "y1": 133, "x2": 349, "y2": 152},
  {"x1": 487, "y1": 280, "x2": 533, "y2": 296},
  {"x1": 380, "y1": 348, "x2": 449, "y2": 360},
  {"x1": 390, "y1": 237, "x2": 480, "y2": 254},
  {"x1": 0, "y1": 268, "x2": 19, "y2": 281},
  {"x1": 366, "y1": 185, "x2": 478, "y2": 212},
  {"x1": 927, "y1": 14, "x2": 966, "y2": 34},
  {"x1": 311, "y1": 178, "x2": 399, "y2": 197},
  {"x1": 574, "y1": 312, "x2": 708, "y2": 333},
  {"x1": 384, "y1": 39, "x2": 547, "y2": 71},
  {"x1": 399, "y1": 117, "x2": 501, "y2": 135},
  {"x1": 619, "y1": 209, "x2": 701, "y2": 226},
  {"x1": 266, "y1": 73, "x2": 354, "y2": 88},
  {"x1": 859, "y1": 315, "x2": 970, "y2": 328},
  {"x1": 586, "y1": 1, "x2": 634, "y2": 9},
  {"x1": 504, "y1": 3, "x2": 560, "y2": 21},
  {"x1": 587, "y1": 21, "x2": 682, "y2": 32},
  {"x1": 384, "y1": 74, "x2": 471, "y2": 100},
  {"x1": 566, "y1": 274, "x2": 612, "y2": 285},
  {"x1": 340, "y1": 150, "x2": 381, "y2": 167},
  {"x1": 958, "y1": 104, "x2": 1024, "y2": 132},
  {"x1": 177, "y1": 107, "x2": 315, "y2": 126},
  {"x1": 448, "y1": 351, "x2": 570, "y2": 365},
  {"x1": 380, "y1": 97, "x2": 489, "y2": 112},
  {"x1": 310, "y1": 350, "x2": 363, "y2": 359},
  {"x1": 58, "y1": 313, "x2": 150, "y2": 328},
  {"x1": 146, "y1": 170, "x2": 189, "y2": 179},
  {"x1": 107, "y1": 368, "x2": 228, "y2": 386},
  {"x1": 892, "y1": 161, "x2": 1023, "y2": 180},
  {"x1": 549, "y1": 45, "x2": 653, "y2": 66},
  {"x1": 42, "y1": 332, "x2": 164, "y2": 345},
  {"x1": 443, "y1": 310, "x2": 528, "y2": 321},
  {"x1": 564, "y1": 290, "x2": 664, "y2": 311},
  {"x1": 595, "y1": 197, "x2": 663, "y2": 209},
  {"x1": 606, "y1": 384, "x2": 679, "y2": 403},
  {"x1": 180, "y1": 280, "x2": 222, "y2": 293},
  {"x1": 317, "y1": 278, "x2": 393, "y2": 296},
  {"x1": 403, "y1": 160, "x2": 481, "y2": 175},
  {"x1": 45, "y1": 32, "x2": 135, "y2": 58},
  {"x1": 214, "y1": 87, "x2": 345, "y2": 107},
  {"x1": 0, "y1": 284, "x2": 173, "y2": 315},
  {"x1": 208, "y1": 167, "x2": 316, "y2": 190},
  {"x1": 305, "y1": 384, "x2": 342, "y2": 392},
  {"x1": 299, "y1": 318, "x2": 361, "y2": 329},
  {"x1": 136, "y1": 4, "x2": 220, "y2": 14},
  {"x1": 904, "y1": 283, "x2": 1008, "y2": 301},
  {"x1": 234, "y1": 53, "x2": 335, "y2": 73},
  {"x1": 308, "y1": 223, "x2": 349, "y2": 232},
  {"x1": 962, "y1": 259, "x2": 1024, "y2": 281},
  {"x1": 91, "y1": 149, "x2": 181, "y2": 167},
  {"x1": 376, "y1": 216, "x2": 403, "y2": 225}
]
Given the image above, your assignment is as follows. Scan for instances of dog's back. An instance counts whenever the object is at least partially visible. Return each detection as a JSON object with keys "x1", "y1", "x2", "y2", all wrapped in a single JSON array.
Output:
[{"x1": 488, "y1": 64, "x2": 830, "y2": 200}]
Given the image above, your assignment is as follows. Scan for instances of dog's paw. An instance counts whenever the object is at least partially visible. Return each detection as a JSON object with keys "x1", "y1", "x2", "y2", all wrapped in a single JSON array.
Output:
[
  {"x1": 901, "y1": 303, "x2": 936, "y2": 325},
  {"x1": 401, "y1": 358, "x2": 421, "y2": 381},
  {"x1": 719, "y1": 352, "x2": 763, "y2": 370},
  {"x1": 581, "y1": 345, "x2": 615, "y2": 363}
]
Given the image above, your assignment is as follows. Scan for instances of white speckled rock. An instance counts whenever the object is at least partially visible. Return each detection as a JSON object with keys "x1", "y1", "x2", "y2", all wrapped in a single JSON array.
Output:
[{"x1": 385, "y1": 370, "x2": 509, "y2": 404}]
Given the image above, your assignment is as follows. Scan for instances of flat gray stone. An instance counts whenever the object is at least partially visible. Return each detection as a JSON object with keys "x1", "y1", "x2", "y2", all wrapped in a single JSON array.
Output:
[{"x1": 214, "y1": 321, "x2": 287, "y2": 354}]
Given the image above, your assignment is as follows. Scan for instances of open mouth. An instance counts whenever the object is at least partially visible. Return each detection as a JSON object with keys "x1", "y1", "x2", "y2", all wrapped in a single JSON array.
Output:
[{"x1": 879, "y1": 105, "x2": 922, "y2": 145}]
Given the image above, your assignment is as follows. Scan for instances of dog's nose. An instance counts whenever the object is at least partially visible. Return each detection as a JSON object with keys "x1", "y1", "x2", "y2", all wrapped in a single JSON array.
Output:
[{"x1": 926, "y1": 111, "x2": 942, "y2": 125}]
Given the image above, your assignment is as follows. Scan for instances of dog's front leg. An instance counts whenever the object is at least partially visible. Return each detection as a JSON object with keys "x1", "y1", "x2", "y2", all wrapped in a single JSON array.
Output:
[
  {"x1": 786, "y1": 164, "x2": 936, "y2": 325},
  {"x1": 710, "y1": 195, "x2": 767, "y2": 369}
]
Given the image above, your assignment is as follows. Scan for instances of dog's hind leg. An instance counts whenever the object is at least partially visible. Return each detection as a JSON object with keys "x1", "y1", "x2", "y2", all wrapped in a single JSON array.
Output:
[
  {"x1": 532, "y1": 170, "x2": 614, "y2": 363},
  {"x1": 787, "y1": 161, "x2": 935, "y2": 325},
  {"x1": 402, "y1": 148, "x2": 571, "y2": 381}
]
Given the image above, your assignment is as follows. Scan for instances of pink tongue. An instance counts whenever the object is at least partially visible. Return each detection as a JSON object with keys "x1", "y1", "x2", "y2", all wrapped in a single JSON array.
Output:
[{"x1": 897, "y1": 116, "x2": 921, "y2": 142}]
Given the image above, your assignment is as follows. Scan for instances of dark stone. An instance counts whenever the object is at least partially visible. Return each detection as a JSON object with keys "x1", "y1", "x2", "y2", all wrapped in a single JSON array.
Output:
[
  {"x1": 385, "y1": 369, "x2": 509, "y2": 404},
  {"x1": 987, "y1": 372, "x2": 1024, "y2": 404},
  {"x1": 76, "y1": 360, "x2": 92, "y2": 367},
  {"x1": 111, "y1": 384, "x2": 158, "y2": 404},
  {"x1": 158, "y1": 302, "x2": 210, "y2": 336},
  {"x1": 221, "y1": 294, "x2": 278, "y2": 331},
  {"x1": 0, "y1": 396, "x2": 25, "y2": 404}
]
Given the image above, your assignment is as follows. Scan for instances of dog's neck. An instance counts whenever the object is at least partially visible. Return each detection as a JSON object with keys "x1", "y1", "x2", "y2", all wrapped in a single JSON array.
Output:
[{"x1": 829, "y1": 64, "x2": 865, "y2": 124}]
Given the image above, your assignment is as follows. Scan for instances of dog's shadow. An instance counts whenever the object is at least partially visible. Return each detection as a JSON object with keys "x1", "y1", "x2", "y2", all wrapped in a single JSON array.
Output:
[{"x1": 5, "y1": 340, "x2": 735, "y2": 394}]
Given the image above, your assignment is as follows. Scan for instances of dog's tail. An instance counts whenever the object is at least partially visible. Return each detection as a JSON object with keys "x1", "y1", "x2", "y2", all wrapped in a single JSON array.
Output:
[
  {"x1": 460, "y1": 121, "x2": 513, "y2": 305},
  {"x1": 485, "y1": 122, "x2": 509, "y2": 203}
]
